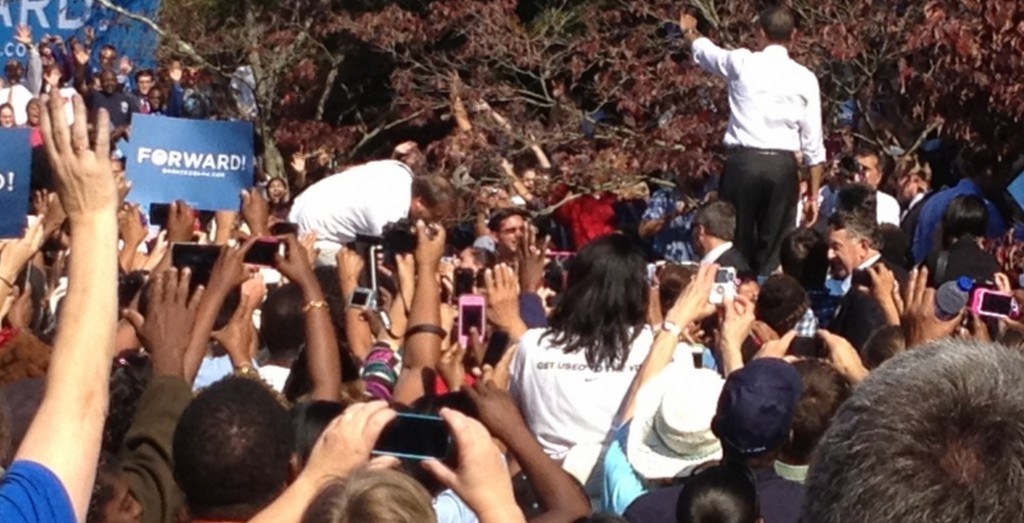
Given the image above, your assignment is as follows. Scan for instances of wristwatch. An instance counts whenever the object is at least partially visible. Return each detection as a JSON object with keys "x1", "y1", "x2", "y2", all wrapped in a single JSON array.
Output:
[{"x1": 661, "y1": 321, "x2": 683, "y2": 339}]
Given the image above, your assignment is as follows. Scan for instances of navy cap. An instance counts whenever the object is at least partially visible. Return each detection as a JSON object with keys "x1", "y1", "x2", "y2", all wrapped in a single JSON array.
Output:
[{"x1": 713, "y1": 359, "x2": 803, "y2": 457}]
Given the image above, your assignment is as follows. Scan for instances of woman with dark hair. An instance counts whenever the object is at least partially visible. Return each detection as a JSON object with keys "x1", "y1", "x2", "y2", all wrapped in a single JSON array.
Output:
[
  {"x1": 510, "y1": 234, "x2": 652, "y2": 495},
  {"x1": 267, "y1": 177, "x2": 292, "y2": 221},
  {"x1": 923, "y1": 195, "x2": 1000, "y2": 286},
  {"x1": 676, "y1": 465, "x2": 762, "y2": 523}
]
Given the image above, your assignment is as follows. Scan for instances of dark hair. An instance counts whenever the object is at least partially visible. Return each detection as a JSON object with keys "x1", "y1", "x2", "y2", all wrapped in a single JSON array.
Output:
[
  {"x1": 290, "y1": 401, "x2": 345, "y2": 465},
  {"x1": 854, "y1": 145, "x2": 892, "y2": 180},
  {"x1": 102, "y1": 357, "x2": 151, "y2": 455},
  {"x1": 941, "y1": 195, "x2": 987, "y2": 247},
  {"x1": 487, "y1": 208, "x2": 530, "y2": 233},
  {"x1": 261, "y1": 283, "x2": 306, "y2": 361},
  {"x1": 545, "y1": 234, "x2": 648, "y2": 371},
  {"x1": 759, "y1": 5, "x2": 796, "y2": 42},
  {"x1": 573, "y1": 515, "x2": 630, "y2": 523},
  {"x1": 835, "y1": 183, "x2": 878, "y2": 219},
  {"x1": 828, "y1": 210, "x2": 880, "y2": 250},
  {"x1": 411, "y1": 175, "x2": 457, "y2": 217},
  {"x1": 877, "y1": 224, "x2": 911, "y2": 270},
  {"x1": 786, "y1": 360, "x2": 851, "y2": 463},
  {"x1": 781, "y1": 229, "x2": 829, "y2": 290},
  {"x1": 695, "y1": 201, "x2": 737, "y2": 242},
  {"x1": 862, "y1": 325, "x2": 906, "y2": 370},
  {"x1": 173, "y1": 377, "x2": 294, "y2": 521},
  {"x1": 658, "y1": 264, "x2": 698, "y2": 313},
  {"x1": 134, "y1": 69, "x2": 154, "y2": 82},
  {"x1": 756, "y1": 275, "x2": 810, "y2": 335},
  {"x1": 804, "y1": 340, "x2": 1024, "y2": 523},
  {"x1": 676, "y1": 464, "x2": 759, "y2": 523}
]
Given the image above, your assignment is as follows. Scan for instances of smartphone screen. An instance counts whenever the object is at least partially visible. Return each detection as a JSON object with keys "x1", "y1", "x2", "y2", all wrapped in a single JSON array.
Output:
[
  {"x1": 981, "y1": 292, "x2": 1015, "y2": 317},
  {"x1": 171, "y1": 243, "x2": 221, "y2": 287},
  {"x1": 373, "y1": 413, "x2": 453, "y2": 460},
  {"x1": 244, "y1": 240, "x2": 283, "y2": 267},
  {"x1": 483, "y1": 331, "x2": 511, "y2": 367},
  {"x1": 269, "y1": 222, "x2": 300, "y2": 236},
  {"x1": 454, "y1": 268, "x2": 475, "y2": 298},
  {"x1": 460, "y1": 303, "x2": 485, "y2": 338},
  {"x1": 149, "y1": 203, "x2": 171, "y2": 228},
  {"x1": 350, "y1": 288, "x2": 374, "y2": 309}
]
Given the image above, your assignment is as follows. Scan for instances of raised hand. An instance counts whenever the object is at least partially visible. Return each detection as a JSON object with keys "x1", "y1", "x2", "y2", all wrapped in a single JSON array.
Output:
[
  {"x1": 421, "y1": 408, "x2": 525, "y2": 523},
  {"x1": 485, "y1": 263, "x2": 526, "y2": 338},
  {"x1": 41, "y1": 94, "x2": 117, "y2": 219},
  {"x1": 664, "y1": 263, "x2": 718, "y2": 326},
  {"x1": 0, "y1": 219, "x2": 46, "y2": 286},
  {"x1": 902, "y1": 267, "x2": 961, "y2": 347},
  {"x1": 14, "y1": 25, "x2": 32, "y2": 46},
  {"x1": 211, "y1": 294, "x2": 258, "y2": 366},
  {"x1": 168, "y1": 61, "x2": 184, "y2": 83},
  {"x1": 274, "y1": 234, "x2": 316, "y2": 287},
  {"x1": 240, "y1": 188, "x2": 270, "y2": 237},
  {"x1": 517, "y1": 225, "x2": 548, "y2": 293},
  {"x1": 414, "y1": 220, "x2": 445, "y2": 270},
  {"x1": 118, "y1": 203, "x2": 147, "y2": 248},
  {"x1": 166, "y1": 200, "x2": 195, "y2": 243},
  {"x1": 123, "y1": 269, "x2": 203, "y2": 377},
  {"x1": 303, "y1": 401, "x2": 398, "y2": 482}
]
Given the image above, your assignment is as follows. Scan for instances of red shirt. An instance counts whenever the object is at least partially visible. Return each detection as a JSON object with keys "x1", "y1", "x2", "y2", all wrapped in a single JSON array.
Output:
[{"x1": 554, "y1": 191, "x2": 619, "y2": 250}]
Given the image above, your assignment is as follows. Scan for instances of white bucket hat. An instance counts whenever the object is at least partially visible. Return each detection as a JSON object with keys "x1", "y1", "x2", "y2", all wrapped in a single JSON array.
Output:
[{"x1": 627, "y1": 364, "x2": 723, "y2": 479}]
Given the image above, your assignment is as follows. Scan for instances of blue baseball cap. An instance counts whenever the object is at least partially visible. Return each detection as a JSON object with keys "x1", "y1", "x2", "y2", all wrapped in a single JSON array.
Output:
[{"x1": 713, "y1": 359, "x2": 803, "y2": 457}]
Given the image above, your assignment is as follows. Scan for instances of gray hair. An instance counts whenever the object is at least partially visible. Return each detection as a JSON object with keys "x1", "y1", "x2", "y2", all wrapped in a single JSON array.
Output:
[{"x1": 803, "y1": 340, "x2": 1024, "y2": 523}]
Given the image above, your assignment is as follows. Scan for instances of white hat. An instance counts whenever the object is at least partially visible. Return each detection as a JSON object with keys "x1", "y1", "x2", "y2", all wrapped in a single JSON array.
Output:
[{"x1": 627, "y1": 364, "x2": 723, "y2": 479}]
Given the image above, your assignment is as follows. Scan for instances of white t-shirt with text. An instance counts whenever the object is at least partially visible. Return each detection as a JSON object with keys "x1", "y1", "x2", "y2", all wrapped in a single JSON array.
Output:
[{"x1": 510, "y1": 327, "x2": 654, "y2": 462}]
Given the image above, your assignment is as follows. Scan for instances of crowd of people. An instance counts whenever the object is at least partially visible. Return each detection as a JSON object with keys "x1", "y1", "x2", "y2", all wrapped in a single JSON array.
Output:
[{"x1": 3, "y1": 5, "x2": 1024, "y2": 523}]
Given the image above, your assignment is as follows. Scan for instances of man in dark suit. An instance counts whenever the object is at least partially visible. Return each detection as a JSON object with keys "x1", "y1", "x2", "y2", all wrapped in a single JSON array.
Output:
[
  {"x1": 827, "y1": 210, "x2": 909, "y2": 353},
  {"x1": 897, "y1": 161, "x2": 933, "y2": 243},
  {"x1": 695, "y1": 200, "x2": 753, "y2": 278}
]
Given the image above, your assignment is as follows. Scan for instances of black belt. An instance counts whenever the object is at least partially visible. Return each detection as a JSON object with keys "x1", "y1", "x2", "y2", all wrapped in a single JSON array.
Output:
[{"x1": 727, "y1": 146, "x2": 797, "y2": 156}]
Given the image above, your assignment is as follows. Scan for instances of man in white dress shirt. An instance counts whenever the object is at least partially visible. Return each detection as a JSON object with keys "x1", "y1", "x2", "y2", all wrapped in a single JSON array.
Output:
[
  {"x1": 853, "y1": 146, "x2": 901, "y2": 226},
  {"x1": 289, "y1": 157, "x2": 457, "y2": 265},
  {"x1": 681, "y1": 7, "x2": 826, "y2": 277}
]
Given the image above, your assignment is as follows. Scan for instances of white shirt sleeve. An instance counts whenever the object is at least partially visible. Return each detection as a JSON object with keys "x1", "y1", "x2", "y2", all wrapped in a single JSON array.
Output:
[
  {"x1": 692, "y1": 37, "x2": 745, "y2": 79},
  {"x1": 799, "y1": 75, "x2": 827, "y2": 166}
]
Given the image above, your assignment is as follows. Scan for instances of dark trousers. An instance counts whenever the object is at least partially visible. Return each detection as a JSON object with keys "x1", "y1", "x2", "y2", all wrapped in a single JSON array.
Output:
[{"x1": 720, "y1": 148, "x2": 799, "y2": 277}]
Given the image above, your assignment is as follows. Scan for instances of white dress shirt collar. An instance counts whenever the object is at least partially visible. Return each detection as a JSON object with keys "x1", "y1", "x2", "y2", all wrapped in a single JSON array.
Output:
[
  {"x1": 840, "y1": 253, "x2": 883, "y2": 295},
  {"x1": 762, "y1": 44, "x2": 790, "y2": 58},
  {"x1": 701, "y1": 241, "x2": 734, "y2": 265}
]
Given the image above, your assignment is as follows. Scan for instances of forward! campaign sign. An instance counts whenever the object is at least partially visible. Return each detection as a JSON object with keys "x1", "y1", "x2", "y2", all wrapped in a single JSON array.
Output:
[
  {"x1": 0, "y1": 128, "x2": 32, "y2": 239},
  {"x1": 124, "y1": 114, "x2": 254, "y2": 211}
]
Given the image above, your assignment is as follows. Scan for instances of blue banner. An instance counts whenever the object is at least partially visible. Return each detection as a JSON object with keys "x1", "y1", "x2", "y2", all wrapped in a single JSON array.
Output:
[
  {"x1": 0, "y1": 129, "x2": 32, "y2": 239},
  {"x1": 0, "y1": 0, "x2": 161, "y2": 67},
  {"x1": 124, "y1": 114, "x2": 254, "y2": 212}
]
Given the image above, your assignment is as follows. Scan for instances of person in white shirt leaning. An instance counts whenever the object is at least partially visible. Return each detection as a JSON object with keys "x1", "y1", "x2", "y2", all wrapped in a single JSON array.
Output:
[{"x1": 680, "y1": 7, "x2": 826, "y2": 278}]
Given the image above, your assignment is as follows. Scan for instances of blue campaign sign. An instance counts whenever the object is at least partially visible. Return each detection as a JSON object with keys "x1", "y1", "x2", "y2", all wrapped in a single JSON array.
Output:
[
  {"x1": 123, "y1": 114, "x2": 255, "y2": 212},
  {"x1": 0, "y1": 129, "x2": 32, "y2": 239},
  {"x1": 0, "y1": 0, "x2": 161, "y2": 67}
]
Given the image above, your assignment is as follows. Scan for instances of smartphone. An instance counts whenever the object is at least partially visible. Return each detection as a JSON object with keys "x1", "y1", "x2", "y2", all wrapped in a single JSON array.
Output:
[
  {"x1": 482, "y1": 331, "x2": 512, "y2": 367},
  {"x1": 244, "y1": 239, "x2": 286, "y2": 267},
  {"x1": 970, "y1": 288, "x2": 1020, "y2": 319},
  {"x1": 149, "y1": 202, "x2": 171, "y2": 228},
  {"x1": 171, "y1": 243, "x2": 221, "y2": 287},
  {"x1": 709, "y1": 267, "x2": 737, "y2": 305},
  {"x1": 850, "y1": 269, "x2": 873, "y2": 290},
  {"x1": 458, "y1": 294, "x2": 487, "y2": 347},
  {"x1": 373, "y1": 413, "x2": 454, "y2": 461},
  {"x1": 269, "y1": 222, "x2": 300, "y2": 236},
  {"x1": 349, "y1": 287, "x2": 377, "y2": 310},
  {"x1": 454, "y1": 268, "x2": 475, "y2": 298}
]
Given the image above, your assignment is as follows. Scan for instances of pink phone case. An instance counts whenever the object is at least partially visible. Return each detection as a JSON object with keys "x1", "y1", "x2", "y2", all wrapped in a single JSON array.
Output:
[
  {"x1": 457, "y1": 295, "x2": 487, "y2": 347},
  {"x1": 970, "y1": 288, "x2": 1019, "y2": 318}
]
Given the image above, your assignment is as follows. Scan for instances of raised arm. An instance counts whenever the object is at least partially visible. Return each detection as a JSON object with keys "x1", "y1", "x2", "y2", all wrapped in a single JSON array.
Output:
[
  {"x1": 13, "y1": 93, "x2": 119, "y2": 521},
  {"x1": 276, "y1": 235, "x2": 341, "y2": 401},
  {"x1": 680, "y1": 13, "x2": 742, "y2": 78},
  {"x1": 392, "y1": 221, "x2": 445, "y2": 405}
]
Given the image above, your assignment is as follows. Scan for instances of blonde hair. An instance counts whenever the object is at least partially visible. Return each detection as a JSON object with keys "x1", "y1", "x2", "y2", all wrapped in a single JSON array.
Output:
[{"x1": 301, "y1": 469, "x2": 437, "y2": 523}]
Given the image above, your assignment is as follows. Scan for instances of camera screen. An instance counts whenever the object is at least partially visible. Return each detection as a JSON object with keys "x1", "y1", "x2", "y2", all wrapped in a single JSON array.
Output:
[
  {"x1": 171, "y1": 244, "x2": 220, "y2": 287},
  {"x1": 351, "y1": 289, "x2": 372, "y2": 307},
  {"x1": 373, "y1": 414, "x2": 453, "y2": 460},
  {"x1": 460, "y1": 304, "x2": 484, "y2": 337},
  {"x1": 982, "y1": 293, "x2": 1014, "y2": 316},
  {"x1": 244, "y1": 241, "x2": 283, "y2": 267},
  {"x1": 715, "y1": 269, "x2": 735, "y2": 284}
]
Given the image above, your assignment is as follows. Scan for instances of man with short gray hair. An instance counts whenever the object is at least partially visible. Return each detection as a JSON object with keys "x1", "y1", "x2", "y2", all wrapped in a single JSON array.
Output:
[{"x1": 804, "y1": 340, "x2": 1024, "y2": 523}]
